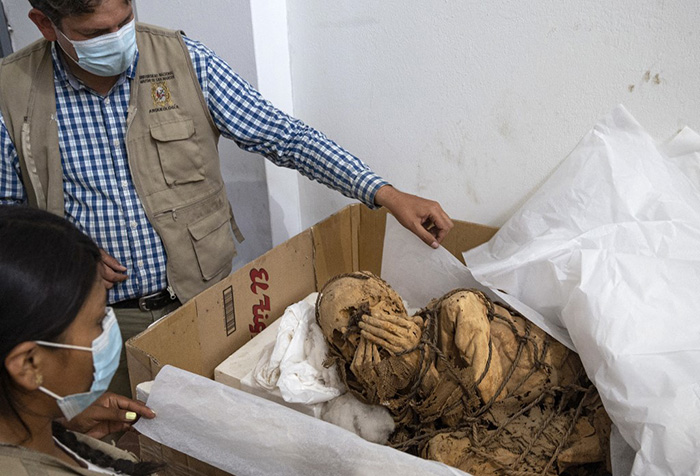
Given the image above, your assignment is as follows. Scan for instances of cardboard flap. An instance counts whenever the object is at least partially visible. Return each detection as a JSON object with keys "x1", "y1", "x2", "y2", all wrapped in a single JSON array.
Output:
[
  {"x1": 357, "y1": 205, "x2": 388, "y2": 274},
  {"x1": 311, "y1": 206, "x2": 355, "y2": 290},
  {"x1": 443, "y1": 220, "x2": 498, "y2": 263},
  {"x1": 195, "y1": 228, "x2": 316, "y2": 378},
  {"x1": 127, "y1": 301, "x2": 202, "y2": 384},
  {"x1": 126, "y1": 339, "x2": 161, "y2": 398}
]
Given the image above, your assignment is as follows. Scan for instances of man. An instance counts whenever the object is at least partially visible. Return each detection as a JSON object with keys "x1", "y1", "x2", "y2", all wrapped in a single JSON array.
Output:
[{"x1": 0, "y1": 0, "x2": 453, "y2": 397}]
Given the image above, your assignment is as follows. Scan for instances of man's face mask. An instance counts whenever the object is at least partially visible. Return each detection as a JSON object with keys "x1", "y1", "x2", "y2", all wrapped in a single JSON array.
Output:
[
  {"x1": 35, "y1": 308, "x2": 122, "y2": 421},
  {"x1": 55, "y1": 18, "x2": 137, "y2": 77}
]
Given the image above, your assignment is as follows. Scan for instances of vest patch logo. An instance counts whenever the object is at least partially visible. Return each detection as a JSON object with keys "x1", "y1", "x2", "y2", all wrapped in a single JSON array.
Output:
[
  {"x1": 139, "y1": 71, "x2": 180, "y2": 113},
  {"x1": 151, "y1": 81, "x2": 173, "y2": 107}
]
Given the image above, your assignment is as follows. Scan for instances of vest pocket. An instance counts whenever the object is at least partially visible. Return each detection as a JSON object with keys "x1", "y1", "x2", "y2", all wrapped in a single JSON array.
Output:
[
  {"x1": 151, "y1": 119, "x2": 205, "y2": 185},
  {"x1": 188, "y1": 206, "x2": 236, "y2": 281}
]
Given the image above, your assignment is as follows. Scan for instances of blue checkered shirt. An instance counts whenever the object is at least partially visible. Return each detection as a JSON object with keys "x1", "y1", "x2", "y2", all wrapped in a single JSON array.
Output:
[{"x1": 0, "y1": 37, "x2": 388, "y2": 304}]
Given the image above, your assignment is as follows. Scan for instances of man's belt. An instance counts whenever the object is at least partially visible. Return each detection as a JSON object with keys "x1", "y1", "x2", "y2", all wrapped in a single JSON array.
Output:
[{"x1": 112, "y1": 289, "x2": 179, "y2": 312}]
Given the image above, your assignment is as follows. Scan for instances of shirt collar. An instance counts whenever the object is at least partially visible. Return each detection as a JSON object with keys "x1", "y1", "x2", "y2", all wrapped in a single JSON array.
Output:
[{"x1": 51, "y1": 41, "x2": 139, "y2": 93}]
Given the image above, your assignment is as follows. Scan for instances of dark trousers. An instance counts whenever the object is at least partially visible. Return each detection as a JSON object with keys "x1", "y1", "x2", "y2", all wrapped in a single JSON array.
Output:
[{"x1": 110, "y1": 302, "x2": 181, "y2": 398}]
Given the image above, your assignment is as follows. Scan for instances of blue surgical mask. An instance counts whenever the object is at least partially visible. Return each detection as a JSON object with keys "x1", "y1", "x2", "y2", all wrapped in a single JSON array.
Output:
[
  {"x1": 36, "y1": 308, "x2": 122, "y2": 421},
  {"x1": 56, "y1": 18, "x2": 137, "y2": 77}
]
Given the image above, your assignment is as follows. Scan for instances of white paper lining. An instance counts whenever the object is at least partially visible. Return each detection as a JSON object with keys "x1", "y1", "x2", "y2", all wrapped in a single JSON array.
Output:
[{"x1": 134, "y1": 365, "x2": 468, "y2": 476}]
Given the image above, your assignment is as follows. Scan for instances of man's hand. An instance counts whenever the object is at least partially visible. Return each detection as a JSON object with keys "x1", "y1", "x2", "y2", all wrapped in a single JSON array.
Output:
[
  {"x1": 374, "y1": 185, "x2": 454, "y2": 248},
  {"x1": 60, "y1": 392, "x2": 156, "y2": 439},
  {"x1": 100, "y1": 248, "x2": 128, "y2": 289}
]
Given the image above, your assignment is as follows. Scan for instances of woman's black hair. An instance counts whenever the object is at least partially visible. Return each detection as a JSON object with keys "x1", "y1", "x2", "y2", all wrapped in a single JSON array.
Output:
[
  {"x1": 0, "y1": 206, "x2": 101, "y2": 432},
  {"x1": 0, "y1": 206, "x2": 162, "y2": 475}
]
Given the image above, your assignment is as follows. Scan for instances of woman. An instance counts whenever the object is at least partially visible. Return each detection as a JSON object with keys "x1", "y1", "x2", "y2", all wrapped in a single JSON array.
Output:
[{"x1": 0, "y1": 206, "x2": 162, "y2": 475}]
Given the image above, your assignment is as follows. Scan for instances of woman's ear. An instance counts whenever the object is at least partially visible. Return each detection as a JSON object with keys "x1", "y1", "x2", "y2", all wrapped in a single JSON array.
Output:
[
  {"x1": 28, "y1": 8, "x2": 59, "y2": 42},
  {"x1": 4, "y1": 342, "x2": 44, "y2": 391}
]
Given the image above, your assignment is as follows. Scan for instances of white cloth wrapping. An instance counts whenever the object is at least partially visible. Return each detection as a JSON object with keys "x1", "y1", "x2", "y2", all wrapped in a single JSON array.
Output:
[
  {"x1": 244, "y1": 292, "x2": 345, "y2": 405},
  {"x1": 463, "y1": 105, "x2": 700, "y2": 476}
]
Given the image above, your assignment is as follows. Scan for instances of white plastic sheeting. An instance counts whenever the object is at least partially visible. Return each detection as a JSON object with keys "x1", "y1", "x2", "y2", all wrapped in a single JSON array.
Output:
[{"x1": 464, "y1": 105, "x2": 700, "y2": 476}]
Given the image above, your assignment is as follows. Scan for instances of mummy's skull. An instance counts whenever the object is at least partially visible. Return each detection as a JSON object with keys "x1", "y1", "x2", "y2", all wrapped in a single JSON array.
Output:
[{"x1": 316, "y1": 271, "x2": 408, "y2": 360}]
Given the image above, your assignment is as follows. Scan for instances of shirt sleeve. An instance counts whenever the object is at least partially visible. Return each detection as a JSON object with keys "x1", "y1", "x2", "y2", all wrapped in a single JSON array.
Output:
[
  {"x1": 183, "y1": 37, "x2": 389, "y2": 209},
  {"x1": 0, "y1": 109, "x2": 27, "y2": 205}
]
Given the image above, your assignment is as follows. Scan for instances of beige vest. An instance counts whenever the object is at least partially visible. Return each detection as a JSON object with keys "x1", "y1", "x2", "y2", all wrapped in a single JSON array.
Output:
[{"x1": 0, "y1": 23, "x2": 243, "y2": 302}]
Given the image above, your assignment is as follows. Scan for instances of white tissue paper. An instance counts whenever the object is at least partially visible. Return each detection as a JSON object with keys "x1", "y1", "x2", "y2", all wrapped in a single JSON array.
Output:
[
  {"x1": 134, "y1": 365, "x2": 468, "y2": 476},
  {"x1": 463, "y1": 105, "x2": 700, "y2": 476}
]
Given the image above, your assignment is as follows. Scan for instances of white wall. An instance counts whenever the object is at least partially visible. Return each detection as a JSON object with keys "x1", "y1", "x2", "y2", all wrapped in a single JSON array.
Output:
[
  {"x1": 5, "y1": 0, "x2": 699, "y2": 244},
  {"x1": 249, "y1": 0, "x2": 303, "y2": 246},
  {"x1": 286, "y1": 0, "x2": 700, "y2": 228}
]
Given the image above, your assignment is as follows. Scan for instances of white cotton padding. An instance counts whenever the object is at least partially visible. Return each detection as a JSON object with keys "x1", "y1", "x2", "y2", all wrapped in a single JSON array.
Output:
[{"x1": 321, "y1": 392, "x2": 396, "y2": 445}]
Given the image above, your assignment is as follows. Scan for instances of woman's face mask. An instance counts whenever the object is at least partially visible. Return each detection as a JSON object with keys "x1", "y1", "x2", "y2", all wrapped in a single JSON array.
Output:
[
  {"x1": 55, "y1": 18, "x2": 137, "y2": 77},
  {"x1": 35, "y1": 307, "x2": 122, "y2": 421}
]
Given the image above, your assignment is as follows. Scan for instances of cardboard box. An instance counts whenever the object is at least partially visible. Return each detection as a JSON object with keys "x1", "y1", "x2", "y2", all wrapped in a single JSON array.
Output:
[{"x1": 126, "y1": 204, "x2": 497, "y2": 475}]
